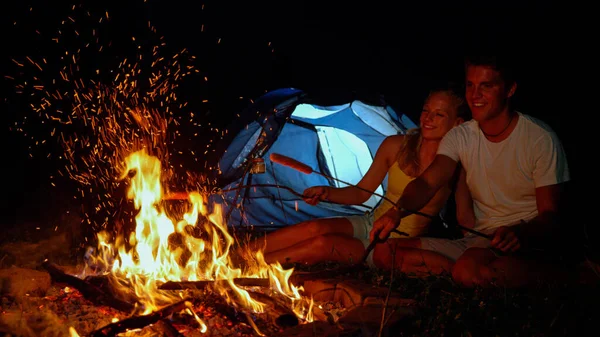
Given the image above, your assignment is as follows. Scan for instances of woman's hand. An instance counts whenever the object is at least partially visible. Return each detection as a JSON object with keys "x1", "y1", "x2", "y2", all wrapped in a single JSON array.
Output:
[
  {"x1": 302, "y1": 186, "x2": 330, "y2": 205},
  {"x1": 370, "y1": 208, "x2": 402, "y2": 242}
]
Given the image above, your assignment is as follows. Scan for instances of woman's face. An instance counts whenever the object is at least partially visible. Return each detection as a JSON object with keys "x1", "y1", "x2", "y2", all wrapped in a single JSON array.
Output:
[{"x1": 419, "y1": 91, "x2": 463, "y2": 140}]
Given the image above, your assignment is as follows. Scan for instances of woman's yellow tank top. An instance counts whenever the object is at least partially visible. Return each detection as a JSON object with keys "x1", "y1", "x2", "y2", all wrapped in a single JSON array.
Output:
[{"x1": 372, "y1": 161, "x2": 451, "y2": 238}]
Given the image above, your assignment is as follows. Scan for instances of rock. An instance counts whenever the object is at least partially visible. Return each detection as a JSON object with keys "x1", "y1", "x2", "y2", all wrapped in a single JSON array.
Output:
[
  {"x1": 0, "y1": 308, "x2": 71, "y2": 337},
  {"x1": 303, "y1": 278, "x2": 411, "y2": 309},
  {"x1": 0, "y1": 232, "x2": 73, "y2": 269},
  {"x1": 0, "y1": 251, "x2": 16, "y2": 268},
  {"x1": 302, "y1": 279, "x2": 338, "y2": 302},
  {"x1": 338, "y1": 304, "x2": 416, "y2": 331},
  {"x1": 363, "y1": 296, "x2": 416, "y2": 307},
  {"x1": 279, "y1": 321, "x2": 339, "y2": 336},
  {"x1": 0, "y1": 266, "x2": 51, "y2": 298}
]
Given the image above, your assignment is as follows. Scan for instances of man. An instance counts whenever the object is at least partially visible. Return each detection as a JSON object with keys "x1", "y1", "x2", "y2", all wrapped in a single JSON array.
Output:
[{"x1": 371, "y1": 55, "x2": 570, "y2": 287}]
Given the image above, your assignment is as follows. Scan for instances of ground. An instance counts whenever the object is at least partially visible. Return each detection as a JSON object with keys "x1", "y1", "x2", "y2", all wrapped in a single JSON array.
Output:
[{"x1": 1, "y1": 200, "x2": 600, "y2": 336}]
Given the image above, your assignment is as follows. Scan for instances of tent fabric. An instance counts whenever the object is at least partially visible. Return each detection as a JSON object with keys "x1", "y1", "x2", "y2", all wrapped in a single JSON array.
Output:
[{"x1": 208, "y1": 88, "x2": 418, "y2": 230}]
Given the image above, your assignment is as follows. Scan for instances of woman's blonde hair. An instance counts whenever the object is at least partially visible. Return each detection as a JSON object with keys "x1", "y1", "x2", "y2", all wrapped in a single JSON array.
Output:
[{"x1": 396, "y1": 85, "x2": 470, "y2": 177}]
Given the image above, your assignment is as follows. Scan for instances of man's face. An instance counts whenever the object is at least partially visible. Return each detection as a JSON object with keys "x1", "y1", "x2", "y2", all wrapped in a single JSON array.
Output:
[{"x1": 465, "y1": 65, "x2": 515, "y2": 122}]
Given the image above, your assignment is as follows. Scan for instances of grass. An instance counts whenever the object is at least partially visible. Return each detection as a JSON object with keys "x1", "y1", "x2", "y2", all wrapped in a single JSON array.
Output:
[
  {"x1": 297, "y1": 262, "x2": 600, "y2": 337},
  {"x1": 3, "y1": 200, "x2": 599, "y2": 337}
]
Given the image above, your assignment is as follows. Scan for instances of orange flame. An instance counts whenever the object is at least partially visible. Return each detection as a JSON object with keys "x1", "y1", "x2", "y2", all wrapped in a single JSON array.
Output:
[{"x1": 87, "y1": 149, "x2": 313, "y2": 325}]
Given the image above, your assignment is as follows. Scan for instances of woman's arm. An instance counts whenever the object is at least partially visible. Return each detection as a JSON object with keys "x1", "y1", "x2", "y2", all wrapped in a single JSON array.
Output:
[{"x1": 315, "y1": 135, "x2": 402, "y2": 205}]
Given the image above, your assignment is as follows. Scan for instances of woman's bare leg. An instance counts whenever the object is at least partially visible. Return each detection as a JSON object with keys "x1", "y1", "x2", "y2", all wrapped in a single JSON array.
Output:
[
  {"x1": 244, "y1": 217, "x2": 354, "y2": 254},
  {"x1": 372, "y1": 238, "x2": 455, "y2": 276},
  {"x1": 263, "y1": 233, "x2": 365, "y2": 265}
]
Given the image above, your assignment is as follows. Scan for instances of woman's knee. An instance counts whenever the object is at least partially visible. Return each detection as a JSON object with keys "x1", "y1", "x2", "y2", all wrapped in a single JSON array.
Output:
[
  {"x1": 299, "y1": 219, "x2": 327, "y2": 237},
  {"x1": 309, "y1": 233, "x2": 358, "y2": 252},
  {"x1": 301, "y1": 217, "x2": 350, "y2": 237},
  {"x1": 308, "y1": 234, "x2": 333, "y2": 251}
]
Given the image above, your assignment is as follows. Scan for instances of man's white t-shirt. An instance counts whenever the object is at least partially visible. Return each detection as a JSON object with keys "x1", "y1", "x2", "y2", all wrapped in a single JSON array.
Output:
[{"x1": 437, "y1": 112, "x2": 570, "y2": 233}]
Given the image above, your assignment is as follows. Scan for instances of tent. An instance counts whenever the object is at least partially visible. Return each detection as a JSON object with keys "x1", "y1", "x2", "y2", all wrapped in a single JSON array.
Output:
[{"x1": 207, "y1": 88, "x2": 418, "y2": 230}]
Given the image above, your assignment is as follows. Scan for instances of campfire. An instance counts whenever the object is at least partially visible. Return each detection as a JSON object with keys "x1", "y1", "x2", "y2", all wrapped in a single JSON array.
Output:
[
  {"x1": 2, "y1": 7, "x2": 390, "y2": 335},
  {"x1": 31, "y1": 149, "x2": 314, "y2": 336}
]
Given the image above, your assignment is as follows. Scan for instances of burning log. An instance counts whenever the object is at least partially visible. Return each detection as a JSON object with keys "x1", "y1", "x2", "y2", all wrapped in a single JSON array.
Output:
[
  {"x1": 41, "y1": 260, "x2": 135, "y2": 313},
  {"x1": 88, "y1": 298, "x2": 190, "y2": 337},
  {"x1": 152, "y1": 320, "x2": 184, "y2": 337},
  {"x1": 158, "y1": 278, "x2": 270, "y2": 290},
  {"x1": 244, "y1": 290, "x2": 299, "y2": 329},
  {"x1": 289, "y1": 265, "x2": 369, "y2": 286},
  {"x1": 84, "y1": 274, "x2": 140, "y2": 305}
]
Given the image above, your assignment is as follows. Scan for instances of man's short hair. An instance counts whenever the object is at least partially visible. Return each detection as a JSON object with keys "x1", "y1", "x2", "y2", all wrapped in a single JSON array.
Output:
[{"x1": 464, "y1": 55, "x2": 517, "y2": 86}]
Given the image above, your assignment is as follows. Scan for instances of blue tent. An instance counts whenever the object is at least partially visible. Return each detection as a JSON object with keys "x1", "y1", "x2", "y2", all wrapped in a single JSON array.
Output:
[{"x1": 208, "y1": 88, "x2": 418, "y2": 230}]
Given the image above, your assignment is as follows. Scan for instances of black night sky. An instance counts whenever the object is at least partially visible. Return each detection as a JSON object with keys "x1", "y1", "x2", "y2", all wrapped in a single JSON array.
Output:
[{"x1": 0, "y1": 1, "x2": 594, "y2": 248}]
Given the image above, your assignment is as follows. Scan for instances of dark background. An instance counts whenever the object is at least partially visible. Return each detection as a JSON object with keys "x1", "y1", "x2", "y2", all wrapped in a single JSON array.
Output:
[{"x1": 0, "y1": 1, "x2": 593, "y2": 252}]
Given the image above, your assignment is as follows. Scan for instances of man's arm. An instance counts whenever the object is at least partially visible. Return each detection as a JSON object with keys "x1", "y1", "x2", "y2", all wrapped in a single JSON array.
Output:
[
  {"x1": 518, "y1": 183, "x2": 563, "y2": 242},
  {"x1": 491, "y1": 129, "x2": 569, "y2": 253},
  {"x1": 370, "y1": 154, "x2": 459, "y2": 241},
  {"x1": 397, "y1": 154, "x2": 459, "y2": 211},
  {"x1": 455, "y1": 166, "x2": 476, "y2": 231},
  {"x1": 491, "y1": 183, "x2": 565, "y2": 252},
  {"x1": 520, "y1": 130, "x2": 569, "y2": 241}
]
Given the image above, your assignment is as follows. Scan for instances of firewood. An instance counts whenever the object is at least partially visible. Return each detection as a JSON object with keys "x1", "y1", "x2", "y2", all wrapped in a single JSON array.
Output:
[
  {"x1": 158, "y1": 277, "x2": 270, "y2": 290},
  {"x1": 151, "y1": 319, "x2": 184, "y2": 337},
  {"x1": 289, "y1": 266, "x2": 365, "y2": 286},
  {"x1": 88, "y1": 299, "x2": 190, "y2": 337},
  {"x1": 244, "y1": 290, "x2": 299, "y2": 329},
  {"x1": 83, "y1": 274, "x2": 139, "y2": 305},
  {"x1": 41, "y1": 260, "x2": 135, "y2": 313}
]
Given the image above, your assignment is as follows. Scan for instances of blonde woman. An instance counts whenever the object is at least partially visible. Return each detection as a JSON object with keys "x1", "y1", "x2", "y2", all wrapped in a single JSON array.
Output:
[{"x1": 240, "y1": 85, "x2": 473, "y2": 267}]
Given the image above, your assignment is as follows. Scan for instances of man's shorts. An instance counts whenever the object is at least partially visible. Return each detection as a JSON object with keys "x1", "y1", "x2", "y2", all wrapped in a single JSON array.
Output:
[
  {"x1": 420, "y1": 235, "x2": 492, "y2": 261},
  {"x1": 347, "y1": 211, "x2": 497, "y2": 265},
  {"x1": 348, "y1": 212, "x2": 494, "y2": 264}
]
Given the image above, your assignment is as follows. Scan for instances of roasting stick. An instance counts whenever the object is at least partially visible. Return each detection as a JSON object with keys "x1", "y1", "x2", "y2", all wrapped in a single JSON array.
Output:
[
  {"x1": 163, "y1": 184, "x2": 365, "y2": 212},
  {"x1": 269, "y1": 153, "x2": 492, "y2": 240}
]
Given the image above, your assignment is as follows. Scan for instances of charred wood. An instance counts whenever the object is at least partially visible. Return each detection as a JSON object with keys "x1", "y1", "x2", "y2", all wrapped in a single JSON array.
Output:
[
  {"x1": 244, "y1": 290, "x2": 299, "y2": 329},
  {"x1": 88, "y1": 299, "x2": 190, "y2": 337},
  {"x1": 41, "y1": 260, "x2": 135, "y2": 313},
  {"x1": 151, "y1": 319, "x2": 184, "y2": 337},
  {"x1": 83, "y1": 274, "x2": 139, "y2": 305},
  {"x1": 158, "y1": 278, "x2": 269, "y2": 290}
]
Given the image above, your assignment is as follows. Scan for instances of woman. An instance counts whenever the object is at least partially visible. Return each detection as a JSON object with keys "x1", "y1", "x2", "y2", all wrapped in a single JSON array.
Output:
[{"x1": 239, "y1": 85, "x2": 473, "y2": 267}]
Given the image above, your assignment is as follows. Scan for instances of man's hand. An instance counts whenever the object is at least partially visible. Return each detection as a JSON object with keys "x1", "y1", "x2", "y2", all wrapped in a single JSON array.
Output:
[
  {"x1": 370, "y1": 208, "x2": 401, "y2": 242},
  {"x1": 302, "y1": 186, "x2": 329, "y2": 205},
  {"x1": 490, "y1": 226, "x2": 521, "y2": 253}
]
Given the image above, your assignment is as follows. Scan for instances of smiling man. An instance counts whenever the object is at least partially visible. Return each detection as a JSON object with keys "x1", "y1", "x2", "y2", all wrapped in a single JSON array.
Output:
[{"x1": 372, "y1": 55, "x2": 571, "y2": 287}]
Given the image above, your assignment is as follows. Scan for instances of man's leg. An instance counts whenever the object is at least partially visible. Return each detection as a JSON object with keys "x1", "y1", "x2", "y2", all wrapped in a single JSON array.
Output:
[
  {"x1": 453, "y1": 247, "x2": 572, "y2": 287},
  {"x1": 372, "y1": 238, "x2": 455, "y2": 276},
  {"x1": 263, "y1": 233, "x2": 365, "y2": 265},
  {"x1": 452, "y1": 248, "x2": 498, "y2": 287}
]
